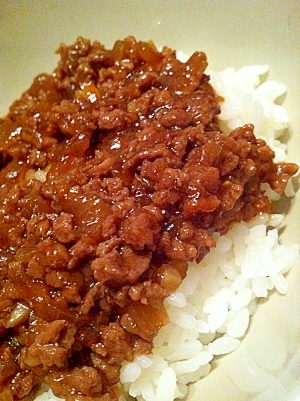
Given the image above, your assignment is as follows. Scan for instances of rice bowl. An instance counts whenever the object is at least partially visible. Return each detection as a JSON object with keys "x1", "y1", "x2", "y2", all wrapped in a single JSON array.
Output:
[
  {"x1": 11, "y1": 58, "x2": 299, "y2": 401},
  {"x1": 0, "y1": 2, "x2": 300, "y2": 401}
]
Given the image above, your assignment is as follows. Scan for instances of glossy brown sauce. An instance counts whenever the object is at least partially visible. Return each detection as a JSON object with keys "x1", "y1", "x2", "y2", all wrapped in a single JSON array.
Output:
[{"x1": 0, "y1": 37, "x2": 297, "y2": 400}]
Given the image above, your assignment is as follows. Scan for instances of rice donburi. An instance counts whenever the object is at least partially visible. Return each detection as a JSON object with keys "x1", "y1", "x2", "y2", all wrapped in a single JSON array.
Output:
[{"x1": 0, "y1": 37, "x2": 297, "y2": 401}]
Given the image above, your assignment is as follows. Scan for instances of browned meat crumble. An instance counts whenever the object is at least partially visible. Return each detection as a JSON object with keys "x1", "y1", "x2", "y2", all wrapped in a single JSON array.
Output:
[{"x1": 0, "y1": 36, "x2": 297, "y2": 401}]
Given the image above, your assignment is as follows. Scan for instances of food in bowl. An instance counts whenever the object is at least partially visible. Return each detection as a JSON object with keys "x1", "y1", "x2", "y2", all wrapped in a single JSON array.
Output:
[{"x1": 0, "y1": 37, "x2": 298, "y2": 401}]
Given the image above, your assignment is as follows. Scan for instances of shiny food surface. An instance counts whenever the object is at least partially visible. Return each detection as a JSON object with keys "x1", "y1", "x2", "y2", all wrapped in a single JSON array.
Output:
[{"x1": 0, "y1": 37, "x2": 297, "y2": 400}]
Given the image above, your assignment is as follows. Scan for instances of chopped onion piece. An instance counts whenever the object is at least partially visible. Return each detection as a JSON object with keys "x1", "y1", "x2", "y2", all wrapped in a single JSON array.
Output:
[{"x1": 5, "y1": 303, "x2": 31, "y2": 328}]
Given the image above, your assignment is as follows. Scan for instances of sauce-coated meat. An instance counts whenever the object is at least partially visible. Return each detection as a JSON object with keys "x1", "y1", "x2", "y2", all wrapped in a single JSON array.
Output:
[{"x1": 0, "y1": 37, "x2": 297, "y2": 400}]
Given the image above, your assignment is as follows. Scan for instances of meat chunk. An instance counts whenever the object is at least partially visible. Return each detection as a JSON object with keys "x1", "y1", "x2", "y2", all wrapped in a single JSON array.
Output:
[
  {"x1": 121, "y1": 209, "x2": 161, "y2": 250},
  {"x1": 20, "y1": 320, "x2": 76, "y2": 369},
  {"x1": 53, "y1": 212, "x2": 77, "y2": 243}
]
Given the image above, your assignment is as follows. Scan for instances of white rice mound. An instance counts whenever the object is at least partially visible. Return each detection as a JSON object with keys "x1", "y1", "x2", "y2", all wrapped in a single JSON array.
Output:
[
  {"x1": 36, "y1": 65, "x2": 299, "y2": 401},
  {"x1": 119, "y1": 65, "x2": 299, "y2": 401},
  {"x1": 120, "y1": 215, "x2": 299, "y2": 401}
]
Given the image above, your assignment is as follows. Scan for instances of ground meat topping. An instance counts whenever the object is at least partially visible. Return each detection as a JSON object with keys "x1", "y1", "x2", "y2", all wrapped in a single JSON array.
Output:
[{"x1": 0, "y1": 36, "x2": 297, "y2": 401}]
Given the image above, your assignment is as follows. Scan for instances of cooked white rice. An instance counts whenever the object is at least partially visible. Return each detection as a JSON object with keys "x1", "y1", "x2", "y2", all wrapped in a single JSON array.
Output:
[
  {"x1": 119, "y1": 65, "x2": 299, "y2": 401},
  {"x1": 36, "y1": 64, "x2": 299, "y2": 401},
  {"x1": 120, "y1": 215, "x2": 299, "y2": 401}
]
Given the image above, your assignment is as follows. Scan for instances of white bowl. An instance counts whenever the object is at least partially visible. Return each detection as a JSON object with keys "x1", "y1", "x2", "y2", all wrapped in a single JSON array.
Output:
[{"x1": 1, "y1": 1, "x2": 299, "y2": 400}]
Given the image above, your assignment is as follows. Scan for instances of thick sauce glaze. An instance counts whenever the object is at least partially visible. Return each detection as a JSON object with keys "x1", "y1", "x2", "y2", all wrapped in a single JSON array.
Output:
[{"x1": 0, "y1": 37, "x2": 297, "y2": 400}]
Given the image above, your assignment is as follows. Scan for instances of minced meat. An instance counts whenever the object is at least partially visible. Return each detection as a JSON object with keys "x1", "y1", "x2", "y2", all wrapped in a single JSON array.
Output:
[{"x1": 0, "y1": 36, "x2": 297, "y2": 400}]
